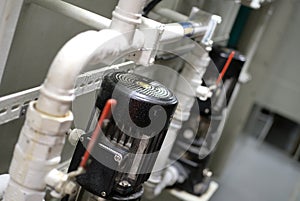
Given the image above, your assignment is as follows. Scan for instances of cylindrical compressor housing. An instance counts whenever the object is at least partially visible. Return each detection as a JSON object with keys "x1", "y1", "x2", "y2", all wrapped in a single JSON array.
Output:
[{"x1": 68, "y1": 72, "x2": 177, "y2": 200}]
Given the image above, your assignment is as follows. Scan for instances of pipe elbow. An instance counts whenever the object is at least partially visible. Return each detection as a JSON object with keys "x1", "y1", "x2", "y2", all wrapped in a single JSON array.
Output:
[{"x1": 36, "y1": 29, "x2": 130, "y2": 116}]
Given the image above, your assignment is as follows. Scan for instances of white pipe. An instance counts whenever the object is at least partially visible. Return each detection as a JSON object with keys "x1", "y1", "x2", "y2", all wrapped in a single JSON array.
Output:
[
  {"x1": 36, "y1": 29, "x2": 135, "y2": 116},
  {"x1": 29, "y1": 0, "x2": 210, "y2": 47},
  {"x1": 153, "y1": 7, "x2": 188, "y2": 22},
  {"x1": 5, "y1": 0, "x2": 146, "y2": 200},
  {"x1": 160, "y1": 22, "x2": 209, "y2": 44},
  {"x1": 110, "y1": 0, "x2": 147, "y2": 41},
  {"x1": 116, "y1": 0, "x2": 146, "y2": 16},
  {"x1": 5, "y1": 29, "x2": 143, "y2": 200},
  {"x1": 36, "y1": 0, "x2": 147, "y2": 117},
  {"x1": 160, "y1": 23, "x2": 185, "y2": 44},
  {"x1": 28, "y1": 0, "x2": 207, "y2": 46},
  {"x1": 29, "y1": 0, "x2": 111, "y2": 30},
  {"x1": 156, "y1": 8, "x2": 220, "y2": 44},
  {"x1": 29, "y1": 0, "x2": 190, "y2": 45}
]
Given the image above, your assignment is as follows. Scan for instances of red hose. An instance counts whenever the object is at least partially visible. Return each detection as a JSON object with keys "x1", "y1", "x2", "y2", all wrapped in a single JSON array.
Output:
[
  {"x1": 216, "y1": 51, "x2": 236, "y2": 85},
  {"x1": 80, "y1": 99, "x2": 117, "y2": 169}
]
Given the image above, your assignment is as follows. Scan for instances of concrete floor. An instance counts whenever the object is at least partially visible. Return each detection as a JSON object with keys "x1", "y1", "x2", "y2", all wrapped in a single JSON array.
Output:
[{"x1": 211, "y1": 135, "x2": 300, "y2": 201}]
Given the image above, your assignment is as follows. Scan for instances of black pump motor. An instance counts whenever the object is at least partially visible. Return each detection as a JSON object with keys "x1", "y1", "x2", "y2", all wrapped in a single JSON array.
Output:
[{"x1": 68, "y1": 72, "x2": 177, "y2": 200}]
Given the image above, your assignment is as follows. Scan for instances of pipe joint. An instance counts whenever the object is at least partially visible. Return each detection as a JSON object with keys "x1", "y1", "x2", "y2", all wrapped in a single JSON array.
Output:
[
  {"x1": 27, "y1": 101, "x2": 73, "y2": 135},
  {"x1": 112, "y1": 6, "x2": 142, "y2": 26},
  {"x1": 39, "y1": 85, "x2": 74, "y2": 104}
]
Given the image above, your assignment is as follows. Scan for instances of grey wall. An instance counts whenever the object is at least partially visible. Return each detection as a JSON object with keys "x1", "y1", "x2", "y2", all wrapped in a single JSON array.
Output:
[
  {"x1": 255, "y1": 1, "x2": 300, "y2": 123},
  {"x1": 0, "y1": 0, "x2": 118, "y2": 96},
  {"x1": 210, "y1": 0, "x2": 300, "y2": 175}
]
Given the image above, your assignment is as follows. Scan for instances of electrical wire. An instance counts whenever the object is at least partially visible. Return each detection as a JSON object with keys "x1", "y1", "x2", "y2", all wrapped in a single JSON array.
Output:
[
  {"x1": 79, "y1": 99, "x2": 117, "y2": 169},
  {"x1": 143, "y1": 0, "x2": 162, "y2": 17},
  {"x1": 216, "y1": 51, "x2": 235, "y2": 85}
]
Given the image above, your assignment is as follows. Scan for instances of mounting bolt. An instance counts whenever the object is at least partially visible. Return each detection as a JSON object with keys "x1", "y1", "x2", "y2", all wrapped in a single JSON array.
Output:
[
  {"x1": 119, "y1": 180, "x2": 131, "y2": 187},
  {"x1": 101, "y1": 191, "x2": 106, "y2": 197},
  {"x1": 114, "y1": 154, "x2": 122, "y2": 162},
  {"x1": 183, "y1": 129, "x2": 194, "y2": 139},
  {"x1": 68, "y1": 129, "x2": 85, "y2": 146},
  {"x1": 203, "y1": 169, "x2": 213, "y2": 178}
]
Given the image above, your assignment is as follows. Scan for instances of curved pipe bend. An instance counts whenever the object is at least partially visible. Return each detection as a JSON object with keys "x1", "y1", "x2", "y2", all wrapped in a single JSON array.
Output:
[
  {"x1": 36, "y1": 29, "x2": 144, "y2": 116},
  {"x1": 5, "y1": 1, "x2": 147, "y2": 200}
]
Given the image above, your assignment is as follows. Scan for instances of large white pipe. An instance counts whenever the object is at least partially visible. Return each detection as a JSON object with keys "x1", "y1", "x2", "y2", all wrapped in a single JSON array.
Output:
[
  {"x1": 4, "y1": 29, "x2": 143, "y2": 201},
  {"x1": 36, "y1": 29, "x2": 140, "y2": 116},
  {"x1": 36, "y1": 0, "x2": 146, "y2": 117},
  {"x1": 4, "y1": 0, "x2": 146, "y2": 200},
  {"x1": 29, "y1": 0, "x2": 111, "y2": 30}
]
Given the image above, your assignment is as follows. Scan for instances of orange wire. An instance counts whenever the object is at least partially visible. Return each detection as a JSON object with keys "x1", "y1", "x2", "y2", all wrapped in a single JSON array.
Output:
[
  {"x1": 80, "y1": 99, "x2": 117, "y2": 169},
  {"x1": 216, "y1": 51, "x2": 236, "y2": 85}
]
